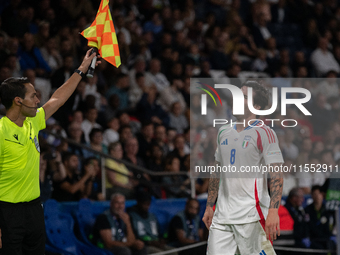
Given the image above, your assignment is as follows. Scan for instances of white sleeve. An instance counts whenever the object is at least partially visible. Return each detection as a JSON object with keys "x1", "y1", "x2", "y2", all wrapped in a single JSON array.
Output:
[
  {"x1": 215, "y1": 130, "x2": 222, "y2": 163},
  {"x1": 261, "y1": 128, "x2": 284, "y2": 165}
]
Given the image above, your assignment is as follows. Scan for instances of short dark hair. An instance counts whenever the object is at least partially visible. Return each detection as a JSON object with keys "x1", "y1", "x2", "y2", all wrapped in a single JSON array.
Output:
[
  {"x1": 241, "y1": 80, "x2": 269, "y2": 110},
  {"x1": 61, "y1": 151, "x2": 77, "y2": 163},
  {"x1": 135, "y1": 72, "x2": 144, "y2": 80},
  {"x1": 311, "y1": 185, "x2": 322, "y2": 194},
  {"x1": 89, "y1": 128, "x2": 103, "y2": 140},
  {"x1": 84, "y1": 157, "x2": 99, "y2": 166},
  {"x1": 186, "y1": 198, "x2": 200, "y2": 209},
  {"x1": 0, "y1": 77, "x2": 29, "y2": 109}
]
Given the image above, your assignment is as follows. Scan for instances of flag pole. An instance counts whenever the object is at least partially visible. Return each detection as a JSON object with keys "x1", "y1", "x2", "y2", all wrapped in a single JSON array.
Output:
[{"x1": 86, "y1": 47, "x2": 98, "y2": 78}]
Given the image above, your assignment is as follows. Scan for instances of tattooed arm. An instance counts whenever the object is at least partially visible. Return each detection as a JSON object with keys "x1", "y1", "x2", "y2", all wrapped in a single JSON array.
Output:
[
  {"x1": 202, "y1": 161, "x2": 220, "y2": 230},
  {"x1": 266, "y1": 162, "x2": 283, "y2": 241},
  {"x1": 268, "y1": 163, "x2": 283, "y2": 209}
]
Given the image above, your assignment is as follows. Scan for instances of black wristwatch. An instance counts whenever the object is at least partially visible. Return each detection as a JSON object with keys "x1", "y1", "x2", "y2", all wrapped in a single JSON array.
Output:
[{"x1": 74, "y1": 69, "x2": 85, "y2": 78}]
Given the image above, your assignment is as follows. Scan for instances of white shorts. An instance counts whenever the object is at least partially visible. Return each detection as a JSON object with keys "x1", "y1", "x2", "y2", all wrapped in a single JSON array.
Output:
[{"x1": 206, "y1": 221, "x2": 276, "y2": 255}]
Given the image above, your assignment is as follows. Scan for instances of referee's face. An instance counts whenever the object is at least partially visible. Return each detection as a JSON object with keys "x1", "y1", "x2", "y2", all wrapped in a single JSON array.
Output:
[{"x1": 21, "y1": 83, "x2": 40, "y2": 117}]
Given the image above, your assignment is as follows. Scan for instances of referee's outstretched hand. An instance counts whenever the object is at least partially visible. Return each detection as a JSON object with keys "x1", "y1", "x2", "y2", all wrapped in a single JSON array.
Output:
[
  {"x1": 78, "y1": 48, "x2": 101, "y2": 73},
  {"x1": 202, "y1": 207, "x2": 214, "y2": 230}
]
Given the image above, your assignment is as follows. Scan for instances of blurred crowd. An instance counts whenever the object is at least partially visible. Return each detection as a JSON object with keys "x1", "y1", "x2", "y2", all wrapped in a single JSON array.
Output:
[{"x1": 0, "y1": 0, "x2": 340, "y2": 205}]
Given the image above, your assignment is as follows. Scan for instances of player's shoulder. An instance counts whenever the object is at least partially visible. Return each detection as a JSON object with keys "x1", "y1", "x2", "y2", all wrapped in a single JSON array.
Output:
[
  {"x1": 216, "y1": 123, "x2": 233, "y2": 139},
  {"x1": 217, "y1": 123, "x2": 233, "y2": 133},
  {"x1": 253, "y1": 123, "x2": 279, "y2": 142}
]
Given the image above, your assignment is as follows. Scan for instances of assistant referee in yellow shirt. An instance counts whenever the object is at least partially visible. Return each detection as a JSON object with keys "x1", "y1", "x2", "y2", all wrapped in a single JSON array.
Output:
[{"x1": 0, "y1": 49, "x2": 99, "y2": 255}]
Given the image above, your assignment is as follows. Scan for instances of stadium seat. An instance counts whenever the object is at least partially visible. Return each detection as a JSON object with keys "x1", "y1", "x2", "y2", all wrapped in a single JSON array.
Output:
[
  {"x1": 44, "y1": 199, "x2": 110, "y2": 255},
  {"x1": 45, "y1": 243, "x2": 74, "y2": 255},
  {"x1": 74, "y1": 199, "x2": 112, "y2": 255}
]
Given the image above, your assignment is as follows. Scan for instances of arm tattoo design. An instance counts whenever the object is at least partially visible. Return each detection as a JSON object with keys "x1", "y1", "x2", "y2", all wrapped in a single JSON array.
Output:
[
  {"x1": 206, "y1": 161, "x2": 220, "y2": 208},
  {"x1": 268, "y1": 163, "x2": 283, "y2": 209}
]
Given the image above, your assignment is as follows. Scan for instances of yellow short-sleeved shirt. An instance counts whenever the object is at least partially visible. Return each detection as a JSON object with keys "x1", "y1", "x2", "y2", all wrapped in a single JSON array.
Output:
[
  {"x1": 105, "y1": 158, "x2": 129, "y2": 188},
  {"x1": 0, "y1": 107, "x2": 46, "y2": 203}
]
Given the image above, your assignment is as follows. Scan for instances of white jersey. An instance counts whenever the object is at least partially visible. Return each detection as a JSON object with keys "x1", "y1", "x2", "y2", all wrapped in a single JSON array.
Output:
[{"x1": 213, "y1": 120, "x2": 284, "y2": 224}]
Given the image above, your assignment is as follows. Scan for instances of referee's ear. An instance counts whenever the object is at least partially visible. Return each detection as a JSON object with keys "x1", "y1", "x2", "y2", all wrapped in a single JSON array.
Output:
[{"x1": 14, "y1": 96, "x2": 23, "y2": 107}]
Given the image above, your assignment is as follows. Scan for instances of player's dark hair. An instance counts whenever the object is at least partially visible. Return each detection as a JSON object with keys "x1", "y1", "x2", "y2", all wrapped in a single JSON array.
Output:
[
  {"x1": 241, "y1": 80, "x2": 269, "y2": 110},
  {"x1": 0, "y1": 77, "x2": 28, "y2": 109}
]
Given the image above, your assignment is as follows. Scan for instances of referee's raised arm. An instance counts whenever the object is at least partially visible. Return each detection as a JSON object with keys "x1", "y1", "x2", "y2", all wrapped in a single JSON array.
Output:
[{"x1": 43, "y1": 49, "x2": 100, "y2": 120}]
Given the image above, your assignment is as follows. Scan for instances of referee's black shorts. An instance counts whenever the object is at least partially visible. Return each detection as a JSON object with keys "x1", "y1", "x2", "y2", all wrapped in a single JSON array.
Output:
[{"x1": 0, "y1": 197, "x2": 45, "y2": 255}]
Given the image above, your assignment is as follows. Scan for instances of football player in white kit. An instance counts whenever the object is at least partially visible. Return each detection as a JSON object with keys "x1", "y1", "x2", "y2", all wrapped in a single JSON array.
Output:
[{"x1": 202, "y1": 81, "x2": 284, "y2": 255}]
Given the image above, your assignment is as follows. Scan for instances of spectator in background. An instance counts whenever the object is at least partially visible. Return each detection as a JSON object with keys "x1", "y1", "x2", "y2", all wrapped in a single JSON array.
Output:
[
  {"x1": 281, "y1": 159, "x2": 297, "y2": 197},
  {"x1": 106, "y1": 142, "x2": 135, "y2": 200},
  {"x1": 124, "y1": 137, "x2": 146, "y2": 170},
  {"x1": 169, "y1": 102, "x2": 188, "y2": 134},
  {"x1": 128, "y1": 57, "x2": 148, "y2": 91},
  {"x1": 92, "y1": 193, "x2": 147, "y2": 255},
  {"x1": 34, "y1": 21, "x2": 50, "y2": 48},
  {"x1": 305, "y1": 185, "x2": 336, "y2": 251},
  {"x1": 52, "y1": 152, "x2": 95, "y2": 202},
  {"x1": 5, "y1": 54, "x2": 22, "y2": 77},
  {"x1": 129, "y1": 72, "x2": 147, "y2": 108},
  {"x1": 146, "y1": 143, "x2": 164, "y2": 182},
  {"x1": 281, "y1": 129, "x2": 299, "y2": 161},
  {"x1": 136, "y1": 85, "x2": 169, "y2": 127},
  {"x1": 303, "y1": 19, "x2": 320, "y2": 49},
  {"x1": 119, "y1": 125, "x2": 134, "y2": 145},
  {"x1": 153, "y1": 124, "x2": 169, "y2": 155},
  {"x1": 271, "y1": 0, "x2": 290, "y2": 24},
  {"x1": 143, "y1": 11, "x2": 163, "y2": 35},
  {"x1": 84, "y1": 73, "x2": 102, "y2": 110},
  {"x1": 145, "y1": 58, "x2": 170, "y2": 92},
  {"x1": 81, "y1": 107, "x2": 102, "y2": 143},
  {"x1": 137, "y1": 121, "x2": 154, "y2": 162},
  {"x1": 162, "y1": 156, "x2": 189, "y2": 198},
  {"x1": 18, "y1": 32, "x2": 51, "y2": 77},
  {"x1": 309, "y1": 93, "x2": 333, "y2": 136},
  {"x1": 128, "y1": 192, "x2": 178, "y2": 255},
  {"x1": 83, "y1": 157, "x2": 105, "y2": 201},
  {"x1": 106, "y1": 73, "x2": 130, "y2": 110},
  {"x1": 252, "y1": 13, "x2": 271, "y2": 48},
  {"x1": 311, "y1": 37, "x2": 340, "y2": 77},
  {"x1": 40, "y1": 36, "x2": 63, "y2": 73},
  {"x1": 238, "y1": 26, "x2": 257, "y2": 58},
  {"x1": 67, "y1": 121, "x2": 86, "y2": 158},
  {"x1": 118, "y1": 111, "x2": 141, "y2": 135},
  {"x1": 83, "y1": 128, "x2": 108, "y2": 158},
  {"x1": 2, "y1": 3, "x2": 29, "y2": 38},
  {"x1": 103, "y1": 117, "x2": 120, "y2": 146},
  {"x1": 0, "y1": 66, "x2": 11, "y2": 83},
  {"x1": 51, "y1": 55, "x2": 75, "y2": 89},
  {"x1": 314, "y1": 71, "x2": 339, "y2": 99},
  {"x1": 168, "y1": 198, "x2": 206, "y2": 255},
  {"x1": 40, "y1": 150, "x2": 66, "y2": 202},
  {"x1": 159, "y1": 78, "x2": 186, "y2": 113},
  {"x1": 251, "y1": 48, "x2": 268, "y2": 72},
  {"x1": 210, "y1": 32, "x2": 230, "y2": 70},
  {"x1": 285, "y1": 188, "x2": 309, "y2": 248}
]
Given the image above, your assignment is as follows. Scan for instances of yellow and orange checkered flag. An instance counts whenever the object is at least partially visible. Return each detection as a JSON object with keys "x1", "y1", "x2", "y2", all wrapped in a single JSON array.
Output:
[{"x1": 81, "y1": 0, "x2": 121, "y2": 67}]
